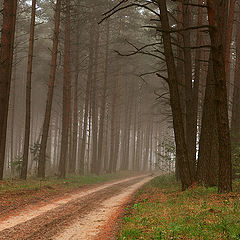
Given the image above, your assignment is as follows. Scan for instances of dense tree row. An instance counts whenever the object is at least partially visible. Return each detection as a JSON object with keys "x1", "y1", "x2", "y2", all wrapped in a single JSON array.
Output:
[
  {"x1": 0, "y1": 0, "x2": 239, "y2": 193},
  {"x1": 101, "y1": 0, "x2": 240, "y2": 192},
  {"x1": 0, "y1": 0, "x2": 168, "y2": 181}
]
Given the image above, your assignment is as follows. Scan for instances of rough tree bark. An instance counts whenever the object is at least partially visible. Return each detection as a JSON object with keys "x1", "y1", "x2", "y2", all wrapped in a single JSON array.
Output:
[
  {"x1": 0, "y1": 0, "x2": 17, "y2": 179},
  {"x1": 207, "y1": 0, "x2": 232, "y2": 193},
  {"x1": 158, "y1": 0, "x2": 192, "y2": 190}
]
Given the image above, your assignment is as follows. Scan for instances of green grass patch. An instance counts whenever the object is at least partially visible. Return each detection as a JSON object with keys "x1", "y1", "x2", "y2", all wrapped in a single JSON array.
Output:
[
  {"x1": 0, "y1": 171, "x2": 133, "y2": 194},
  {"x1": 118, "y1": 175, "x2": 240, "y2": 240}
]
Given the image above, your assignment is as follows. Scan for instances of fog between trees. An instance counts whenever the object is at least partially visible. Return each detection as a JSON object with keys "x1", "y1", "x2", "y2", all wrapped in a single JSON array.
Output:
[{"x1": 0, "y1": 0, "x2": 239, "y2": 193}]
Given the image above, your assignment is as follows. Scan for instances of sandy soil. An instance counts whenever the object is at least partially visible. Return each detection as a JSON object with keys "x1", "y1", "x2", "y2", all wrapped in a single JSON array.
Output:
[{"x1": 0, "y1": 175, "x2": 152, "y2": 240}]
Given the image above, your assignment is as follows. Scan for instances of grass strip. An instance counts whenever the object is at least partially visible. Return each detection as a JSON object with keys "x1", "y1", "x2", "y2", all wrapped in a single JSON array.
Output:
[
  {"x1": 118, "y1": 175, "x2": 240, "y2": 240},
  {"x1": 0, "y1": 171, "x2": 135, "y2": 193}
]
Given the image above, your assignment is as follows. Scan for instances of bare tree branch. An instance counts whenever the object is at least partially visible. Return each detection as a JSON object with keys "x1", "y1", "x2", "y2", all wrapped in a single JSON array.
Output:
[{"x1": 99, "y1": 2, "x2": 159, "y2": 24}]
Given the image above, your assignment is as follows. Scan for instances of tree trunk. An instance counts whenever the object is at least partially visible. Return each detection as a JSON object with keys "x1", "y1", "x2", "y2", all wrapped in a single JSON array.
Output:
[
  {"x1": 10, "y1": 51, "x2": 17, "y2": 176},
  {"x1": 58, "y1": 0, "x2": 71, "y2": 178},
  {"x1": 21, "y1": 0, "x2": 36, "y2": 180},
  {"x1": 149, "y1": 123, "x2": 153, "y2": 172},
  {"x1": 191, "y1": 0, "x2": 203, "y2": 178},
  {"x1": 225, "y1": 0, "x2": 236, "y2": 99},
  {"x1": 175, "y1": 3, "x2": 184, "y2": 179},
  {"x1": 158, "y1": 0, "x2": 192, "y2": 190},
  {"x1": 182, "y1": 0, "x2": 196, "y2": 179},
  {"x1": 113, "y1": 71, "x2": 121, "y2": 172},
  {"x1": 69, "y1": 20, "x2": 81, "y2": 174},
  {"x1": 79, "y1": 19, "x2": 94, "y2": 175},
  {"x1": 197, "y1": 55, "x2": 218, "y2": 186},
  {"x1": 231, "y1": 8, "x2": 240, "y2": 178},
  {"x1": 121, "y1": 86, "x2": 131, "y2": 170},
  {"x1": 38, "y1": 0, "x2": 61, "y2": 178},
  {"x1": 109, "y1": 70, "x2": 118, "y2": 173},
  {"x1": 0, "y1": 0, "x2": 17, "y2": 179},
  {"x1": 114, "y1": 116, "x2": 121, "y2": 172},
  {"x1": 207, "y1": 0, "x2": 232, "y2": 193},
  {"x1": 53, "y1": 119, "x2": 59, "y2": 169},
  {"x1": 132, "y1": 99, "x2": 137, "y2": 170},
  {"x1": 86, "y1": 106, "x2": 92, "y2": 174},
  {"x1": 91, "y1": 24, "x2": 100, "y2": 175},
  {"x1": 124, "y1": 91, "x2": 132, "y2": 171},
  {"x1": 97, "y1": 20, "x2": 110, "y2": 172},
  {"x1": 143, "y1": 124, "x2": 150, "y2": 171},
  {"x1": 135, "y1": 81, "x2": 142, "y2": 171},
  {"x1": 103, "y1": 107, "x2": 109, "y2": 172}
]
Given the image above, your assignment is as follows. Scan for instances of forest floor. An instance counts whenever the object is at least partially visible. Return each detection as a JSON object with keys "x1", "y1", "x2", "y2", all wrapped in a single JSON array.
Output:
[
  {"x1": 118, "y1": 175, "x2": 240, "y2": 240},
  {"x1": 0, "y1": 173, "x2": 153, "y2": 240}
]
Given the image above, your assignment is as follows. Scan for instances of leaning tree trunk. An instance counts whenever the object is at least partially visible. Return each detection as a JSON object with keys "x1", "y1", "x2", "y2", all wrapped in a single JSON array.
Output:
[
  {"x1": 207, "y1": 0, "x2": 232, "y2": 193},
  {"x1": 38, "y1": 0, "x2": 61, "y2": 178},
  {"x1": 58, "y1": 0, "x2": 71, "y2": 178},
  {"x1": 0, "y1": 0, "x2": 17, "y2": 180},
  {"x1": 158, "y1": 0, "x2": 192, "y2": 190},
  {"x1": 21, "y1": 0, "x2": 37, "y2": 180}
]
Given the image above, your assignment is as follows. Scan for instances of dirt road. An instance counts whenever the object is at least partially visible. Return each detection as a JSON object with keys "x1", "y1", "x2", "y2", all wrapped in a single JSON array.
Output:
[{"x1": 0, "y1": 175, "x2": 152, "y2": 240}]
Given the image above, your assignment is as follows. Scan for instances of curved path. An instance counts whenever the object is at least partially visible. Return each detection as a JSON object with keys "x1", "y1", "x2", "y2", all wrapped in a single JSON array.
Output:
[{"x1": 0, "y1": 175, "x2": 152, "y2": 240}]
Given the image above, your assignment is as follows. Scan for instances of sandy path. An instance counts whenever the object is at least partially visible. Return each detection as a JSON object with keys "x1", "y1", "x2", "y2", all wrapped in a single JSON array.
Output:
[
  {"x1": 0, "y1": 175, "x2": 152, "y2": 240},
  {"x1": 0, "y1": 175, "x2": 143, "y2": 232},
  {"x1": 53, "y1": 176, "x2": 152, "y2": 240}
]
